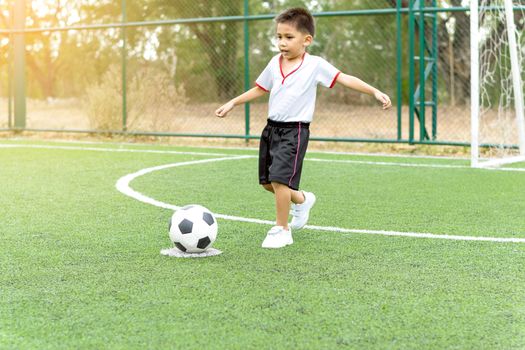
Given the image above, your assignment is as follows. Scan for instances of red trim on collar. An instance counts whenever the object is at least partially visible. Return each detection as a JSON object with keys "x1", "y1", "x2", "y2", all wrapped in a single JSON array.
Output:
[{"x1": 279, "y1": 52, "x2": 306, "y2": 84}]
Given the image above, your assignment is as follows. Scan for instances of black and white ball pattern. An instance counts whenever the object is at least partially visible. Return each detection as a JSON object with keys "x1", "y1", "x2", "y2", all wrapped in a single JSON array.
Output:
[{"x1": 169, "y1": 205, "x2": 218, "y2": 253}]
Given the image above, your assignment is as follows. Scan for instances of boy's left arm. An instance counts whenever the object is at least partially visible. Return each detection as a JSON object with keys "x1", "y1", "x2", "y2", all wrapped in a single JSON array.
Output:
[{"x1": 336, "y1": 73, "x2": 392, "y2": 110}]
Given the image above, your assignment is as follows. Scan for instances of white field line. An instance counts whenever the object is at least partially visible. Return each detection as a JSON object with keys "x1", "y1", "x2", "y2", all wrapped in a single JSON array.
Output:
[
  {"x1": 308, "y1": 158, "x2": 469, "y2": 169},
  {"x1": 4, "y1": 138, "x2": 525, "y2": 164},
  {"x1": 0, "y1": 143, "x2": 235, "y2": 157},
  {"x1": 307, "y1": 157, "x2": 525, "y2": 171},
  {"x1": 0, "y1": 138, "x2": 470, "y2": 160},
  {"x1": 115, "y1": 156, "x2": 525, "y2": 243},
  {"x1": 4, "y1": 143, "x2": 523, "y2": 242},
  {"x1": 2, "y1": 143, "x2": 525, "y2": 172},
  {"x1": 116, "y1": 156, "x2": 253, "y2": 211}
]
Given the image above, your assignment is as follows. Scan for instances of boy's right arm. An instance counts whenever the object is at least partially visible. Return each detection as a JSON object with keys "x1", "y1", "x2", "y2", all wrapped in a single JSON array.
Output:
[
  {"x1": 335, "y1": 73, "x2": 392, "y2": 110},
  {"x1": 215, "y1": 87, "x2": 267, "y2": 118}
]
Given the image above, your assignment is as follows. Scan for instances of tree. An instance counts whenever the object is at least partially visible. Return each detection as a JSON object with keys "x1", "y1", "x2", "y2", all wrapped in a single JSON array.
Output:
[
  {"x1": 149, "y1": 0, "x2": 242, "y2": 100},
  {"x1": 0, "y1": 0, "x2": 122, "y2": 99}
]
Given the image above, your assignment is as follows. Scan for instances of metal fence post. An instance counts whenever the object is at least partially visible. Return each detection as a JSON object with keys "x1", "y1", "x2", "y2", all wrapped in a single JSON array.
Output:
[
  {"x1": 13, "y1": 0, "x2": 26, "y2": 129},
  {"x1": 396, "y1": 0, "x2": 402, "y2": 140},
  {"x1": 408, "y1": 0, "x2": 415, "y2": 144},
  {"x1": 243, "y1": 0, "x2": 250, "y2": 142},
  {"x1": 121, "y1": 0, "x2": 128, "y2": 132},
  {"x1": 8, "y1": 2, "x2": 13, "y2": 129},
  {"x1": 418, "y1": 0, "x2": 426, "y2": 141},
  {"x1": 431, "y1": 0, "x2": 438, "y2": 140}
]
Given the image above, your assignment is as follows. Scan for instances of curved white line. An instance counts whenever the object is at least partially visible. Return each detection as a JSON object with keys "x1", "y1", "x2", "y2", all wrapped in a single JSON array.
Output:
[
  {"x1": 116, "y1": 155, "x2": 255, "y2": 211},
  {"x1": 116, "y1": 156, "x2": 525, "y2": 243},
  {"x1": 1, "y1": 142, "x2": 522, "y2": 242}
]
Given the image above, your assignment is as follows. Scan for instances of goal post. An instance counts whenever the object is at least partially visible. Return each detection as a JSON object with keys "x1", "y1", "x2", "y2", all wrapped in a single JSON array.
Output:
[
  {"x1": 505, "y1": 0, "x2": 525, "y2": 153},
  {"x1": 471, "y1": 0, "x2": 525, "y2": 168}
]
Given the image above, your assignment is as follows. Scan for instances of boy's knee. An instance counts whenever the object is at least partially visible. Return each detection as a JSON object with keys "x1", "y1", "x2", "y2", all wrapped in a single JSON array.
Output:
[
  {"x1": 262, "y1": 183, "x2": 274, "y2": 192},
  {"x1": 271, "y1": 181, "x2": 288, "y2": 191}
]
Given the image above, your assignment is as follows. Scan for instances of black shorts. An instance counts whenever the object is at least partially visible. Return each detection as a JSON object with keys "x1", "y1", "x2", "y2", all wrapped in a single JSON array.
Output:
[{"x1": 259, "y1": 119, "x2": 310, "y2": 191}]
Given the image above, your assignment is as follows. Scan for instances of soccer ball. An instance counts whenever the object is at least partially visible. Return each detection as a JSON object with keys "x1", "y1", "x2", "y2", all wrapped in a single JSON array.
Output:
[{"x1": 169, "y1": 205, "x2": 218, "y2": 253}]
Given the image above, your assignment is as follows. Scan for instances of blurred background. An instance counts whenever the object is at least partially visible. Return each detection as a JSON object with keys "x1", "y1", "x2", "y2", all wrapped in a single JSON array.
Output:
[{"x1": 1, "y1": 0, "x2": 521, "y2": 147}]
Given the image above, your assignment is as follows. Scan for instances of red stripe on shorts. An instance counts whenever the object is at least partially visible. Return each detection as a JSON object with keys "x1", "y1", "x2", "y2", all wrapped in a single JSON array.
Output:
[{"x1": 289, "y1": 122, "x2": 301, "y2": 187}]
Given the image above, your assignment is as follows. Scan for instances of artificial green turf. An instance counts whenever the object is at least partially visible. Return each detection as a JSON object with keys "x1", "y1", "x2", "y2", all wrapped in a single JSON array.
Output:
[
  {"x1": 1, "y1": 141, "x2": 524, "y2": 349},
  {"x1": 139, "y1": 155, "x2": 525, "y2": 237}
]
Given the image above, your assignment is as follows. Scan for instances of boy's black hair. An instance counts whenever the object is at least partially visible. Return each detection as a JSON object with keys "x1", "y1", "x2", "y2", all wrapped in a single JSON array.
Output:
[{"x1": 275, "y1": 7, "x2": 315, "y2": 37}]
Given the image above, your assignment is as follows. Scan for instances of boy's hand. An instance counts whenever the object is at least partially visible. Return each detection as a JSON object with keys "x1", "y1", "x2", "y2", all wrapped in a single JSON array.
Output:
[
  {"x1": 215, "y1": 101, "x2": 235, "y2": 118},
  {"x1": 374, "y1": 91, "x2": 392, "y2": 110}
]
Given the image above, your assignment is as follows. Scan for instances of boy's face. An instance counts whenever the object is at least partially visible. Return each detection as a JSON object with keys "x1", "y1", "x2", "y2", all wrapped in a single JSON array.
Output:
[{"x1": 276, "y1": 22, "x2": 312, "y2": 60}]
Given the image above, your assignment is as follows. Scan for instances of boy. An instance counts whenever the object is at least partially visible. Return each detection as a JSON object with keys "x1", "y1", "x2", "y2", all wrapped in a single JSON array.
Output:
[{"x1": 215, "y1": 7, "x2": 391, "y2": 249}]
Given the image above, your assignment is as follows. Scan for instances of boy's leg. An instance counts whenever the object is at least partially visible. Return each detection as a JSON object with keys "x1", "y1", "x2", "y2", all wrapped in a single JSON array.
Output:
[
  {"x1": 264, "y1": 183, "x2": 304, "y2": 205},
  {"x1": 291, "y1": 189, "x2": 305, "y2": 204},
  {"x1": 261, "y1": 181, "x2": 293, "y2": 249},
  {"x1": 262, "y1": 183, "x2": 274, "y2": 193},
  {"x1": 271, "y1": 182, "x2": 291, "y2": 229}
]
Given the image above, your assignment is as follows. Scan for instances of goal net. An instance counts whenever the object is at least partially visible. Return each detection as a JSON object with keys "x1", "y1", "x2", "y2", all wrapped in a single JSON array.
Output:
[{"x1": 471, "y1": 0, "x2": 525, "y2": 167}]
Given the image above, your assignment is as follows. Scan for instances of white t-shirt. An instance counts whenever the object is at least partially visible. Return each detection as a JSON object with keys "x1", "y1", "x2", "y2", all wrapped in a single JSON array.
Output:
[{"x1": 255, "y1": 53, "x2": 340, "y2": 123}]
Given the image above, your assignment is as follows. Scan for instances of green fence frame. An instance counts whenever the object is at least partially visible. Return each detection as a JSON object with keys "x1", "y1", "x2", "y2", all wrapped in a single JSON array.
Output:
[{"x1": 0, "y1": 1, "x2": 493, "y2": 147}]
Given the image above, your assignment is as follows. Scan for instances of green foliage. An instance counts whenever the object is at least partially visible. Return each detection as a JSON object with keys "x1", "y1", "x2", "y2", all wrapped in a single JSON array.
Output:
[
  {"x1": 148, "y1": 0, "x2": 244, "y2": 99},
  {"x1": 0, "y1": 1, "x2": 477, "y2": 106}
]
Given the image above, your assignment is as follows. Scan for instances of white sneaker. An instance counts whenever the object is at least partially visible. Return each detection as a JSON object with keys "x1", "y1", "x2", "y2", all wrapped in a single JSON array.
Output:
[
  {"x1": 290, "y1": 191, "x2": 316, "y2": 230},
  {"x1": 261, "y1": 226, "x2": 293, "y2": 248}
]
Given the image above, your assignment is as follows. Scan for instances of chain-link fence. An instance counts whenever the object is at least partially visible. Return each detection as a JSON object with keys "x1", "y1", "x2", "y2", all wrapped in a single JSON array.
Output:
[{"x1": 0, "y1": 1, "x2": 520, "y2": 147}]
